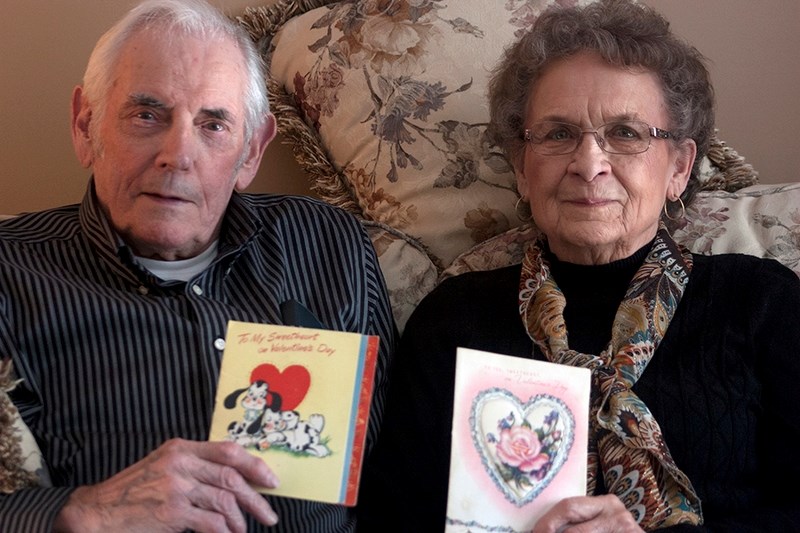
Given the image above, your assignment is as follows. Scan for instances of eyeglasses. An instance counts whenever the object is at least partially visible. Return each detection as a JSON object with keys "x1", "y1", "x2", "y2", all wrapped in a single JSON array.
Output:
[{"x1": 523, "y1": 120, "x2": 674, "y2": 155}]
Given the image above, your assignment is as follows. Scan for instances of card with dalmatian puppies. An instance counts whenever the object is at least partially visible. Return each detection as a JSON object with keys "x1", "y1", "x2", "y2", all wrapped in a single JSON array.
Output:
[{"x1": 209, "y1": 320, "x2": 379, "y2": 506}]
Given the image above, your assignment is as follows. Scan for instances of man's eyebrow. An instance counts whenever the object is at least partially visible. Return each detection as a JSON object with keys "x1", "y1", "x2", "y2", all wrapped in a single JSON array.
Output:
[
  {"x1": 122, "y1": 94, "x2": 236, "y2": 123},
  {"x1": 127, "y1": 93, "x2": 167, "y2": 109},
  {"x1": 201, "y1": 108, "x2": 234, "y2": 123}
]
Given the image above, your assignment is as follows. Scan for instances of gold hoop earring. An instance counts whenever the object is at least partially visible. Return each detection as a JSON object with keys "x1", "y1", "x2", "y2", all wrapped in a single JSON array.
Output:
[
  {"x1": 515, "y1": 196, "x2": 532, "y2": 222},
  {"x1": 663, "y1": 197, "x2": 686, "y2": 221}
]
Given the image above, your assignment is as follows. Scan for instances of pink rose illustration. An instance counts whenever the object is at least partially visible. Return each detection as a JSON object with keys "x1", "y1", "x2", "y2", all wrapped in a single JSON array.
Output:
[{"x1": 496, "y1": 425, "x2": 550, "y2": 474}]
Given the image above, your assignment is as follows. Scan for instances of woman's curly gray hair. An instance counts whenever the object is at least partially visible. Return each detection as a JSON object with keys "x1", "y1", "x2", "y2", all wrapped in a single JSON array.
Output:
[{"x1": 488, "y1": 0, "x2": 714, "y2": 203}]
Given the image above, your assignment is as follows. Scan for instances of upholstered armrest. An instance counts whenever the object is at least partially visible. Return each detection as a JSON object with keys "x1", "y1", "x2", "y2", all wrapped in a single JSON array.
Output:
[{"x1": 1, "y1": 359, "x2": 50, "y2": 493}]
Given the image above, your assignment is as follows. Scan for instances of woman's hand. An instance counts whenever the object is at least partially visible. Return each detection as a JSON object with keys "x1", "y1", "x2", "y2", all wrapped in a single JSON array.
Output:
[
  {"x1": 533, "y1": 494, "x2": 644, "y2": 533},
  {"x1": 53, "y1": 438, "x2": 280, "y2": 533}
]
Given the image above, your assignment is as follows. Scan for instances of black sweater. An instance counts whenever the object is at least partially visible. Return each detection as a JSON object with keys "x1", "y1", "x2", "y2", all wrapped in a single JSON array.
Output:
[{"x1": 358, "y1": 252, "x2": 800, "y2": 532}]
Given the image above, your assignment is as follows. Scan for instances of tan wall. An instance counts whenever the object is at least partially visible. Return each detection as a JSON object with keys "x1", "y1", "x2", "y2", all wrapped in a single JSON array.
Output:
[{"x1": 2, "y1": 0, "x2": 798, "y2": 215}]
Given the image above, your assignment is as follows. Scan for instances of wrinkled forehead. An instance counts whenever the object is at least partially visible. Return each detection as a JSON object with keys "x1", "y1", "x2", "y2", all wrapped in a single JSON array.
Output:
[
  {"x1": 526, "y1": 52, "x2": 668, "y2": 125},
  {"x1": 116, "y1": 25, "x2": 245, "y2": 75},
  {"x1": 110, "y1": 28, "x2": 248, "y2": 115}
]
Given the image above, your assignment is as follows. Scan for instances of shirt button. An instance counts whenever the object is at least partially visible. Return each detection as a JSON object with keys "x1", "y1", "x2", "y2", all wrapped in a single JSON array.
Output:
[
  {"x1": 192, "y1": 284, "x2": 203, "y2": 296},
  {"x1": 214, "y1": 338, "x2": 226, "y2": 351},
  {"x1": 137, "y1": 286, "x2": 149, "y2": 295}
]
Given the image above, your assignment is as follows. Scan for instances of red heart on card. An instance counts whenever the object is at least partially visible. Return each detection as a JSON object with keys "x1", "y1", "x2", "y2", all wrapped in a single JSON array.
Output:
[{"x1": 250, "y1": 364, "x2": 310, "y2": 411}]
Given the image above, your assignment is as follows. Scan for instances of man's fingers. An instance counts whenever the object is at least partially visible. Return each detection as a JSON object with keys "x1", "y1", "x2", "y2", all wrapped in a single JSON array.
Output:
[
  {"x1": 189, "y1": 481, "x2": 279, "y2": 529},
  {"x1": 183, "y1": 440, "x2": 280, "y2": 488},
  {"x1": 186, "y1": 483, "x2": 248, "y2": 532},
  {"x1": 180, "y1": 504, "x2": 239, "y2": 533},
  {"x1": 182, "y1": 440, "x2": 280, "y2": 527}
]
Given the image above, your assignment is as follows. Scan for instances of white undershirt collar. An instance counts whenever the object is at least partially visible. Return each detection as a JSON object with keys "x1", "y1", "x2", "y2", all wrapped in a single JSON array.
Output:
[{"x1": 134, "y1": 240, "x2": 219, "y2": 282}]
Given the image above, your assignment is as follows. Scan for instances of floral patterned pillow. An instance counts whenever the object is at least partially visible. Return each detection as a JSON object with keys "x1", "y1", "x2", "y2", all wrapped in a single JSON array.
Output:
[
  {"x1": 242, "y1": 0, "x2": 597, "y2": 270},
  {"x1": 672, "y1": 182, "x2": 800, "y2": 275},
  {"x1": 237, "y1": 0, "x2": 759, "y2": 331}
]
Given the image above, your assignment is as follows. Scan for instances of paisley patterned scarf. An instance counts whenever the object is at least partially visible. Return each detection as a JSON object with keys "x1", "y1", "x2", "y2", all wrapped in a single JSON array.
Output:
[{"x1": 518, "y1": 224, "x2": 702, "y2": 529}]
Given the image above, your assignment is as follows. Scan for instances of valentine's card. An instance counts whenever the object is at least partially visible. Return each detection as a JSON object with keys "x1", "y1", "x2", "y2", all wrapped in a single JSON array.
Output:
[
  {"x1": 445, "y1": 347, "x2": 590, "y2": 532},
  {"x1": 208, "y1": 320, "x2": 379, "y2": 506}
]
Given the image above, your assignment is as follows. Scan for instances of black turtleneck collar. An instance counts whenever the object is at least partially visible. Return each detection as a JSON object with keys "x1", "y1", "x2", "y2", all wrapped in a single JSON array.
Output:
[{"x1": 543, "y1": 240, "x2": 653, "y2": 354}]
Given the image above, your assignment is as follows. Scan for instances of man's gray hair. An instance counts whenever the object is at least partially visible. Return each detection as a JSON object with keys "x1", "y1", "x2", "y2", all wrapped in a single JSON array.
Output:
[{"x1": 82, "y1": 0, "x2": 268, "y2": 143}]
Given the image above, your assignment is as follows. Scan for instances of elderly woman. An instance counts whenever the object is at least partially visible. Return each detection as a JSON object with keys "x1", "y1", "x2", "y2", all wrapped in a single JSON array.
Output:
[{"x1": 357, "y1": 0, "x2": 800, "y2": 531}]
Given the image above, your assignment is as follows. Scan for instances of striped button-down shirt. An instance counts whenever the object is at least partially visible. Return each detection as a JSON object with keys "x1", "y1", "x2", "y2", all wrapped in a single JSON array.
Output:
[{"x1": 0, "y1": 183, "x2": 397, "y2": 532}]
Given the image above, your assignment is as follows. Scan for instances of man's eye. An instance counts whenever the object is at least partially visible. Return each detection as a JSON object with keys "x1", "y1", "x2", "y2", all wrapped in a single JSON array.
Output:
[
  {"x1": 204, "y1": 122, "x2": 226, "y2": 133},
  {"x1": 135, "y1": 111, "x2": 156, "y2": 121}
]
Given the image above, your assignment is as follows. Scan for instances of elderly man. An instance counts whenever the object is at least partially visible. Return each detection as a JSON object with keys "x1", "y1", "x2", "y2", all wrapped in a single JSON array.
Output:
[{"x1": 0, "y1": 0, "x2": 396, "y2": 531}]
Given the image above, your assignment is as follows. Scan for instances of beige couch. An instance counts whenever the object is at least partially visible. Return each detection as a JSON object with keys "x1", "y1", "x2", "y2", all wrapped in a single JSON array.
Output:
[
  {"x1": 3, "y1": 0, "x2": 799, "y2": 494},
  {"x1": 240, "y1": 0, "x2": 800, "y2": 333}
]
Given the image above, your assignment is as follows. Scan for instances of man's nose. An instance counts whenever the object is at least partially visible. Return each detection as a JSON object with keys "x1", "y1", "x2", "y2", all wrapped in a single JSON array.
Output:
[{"x1": 156, "y1": 120, "x2": 195, "y2": 171}]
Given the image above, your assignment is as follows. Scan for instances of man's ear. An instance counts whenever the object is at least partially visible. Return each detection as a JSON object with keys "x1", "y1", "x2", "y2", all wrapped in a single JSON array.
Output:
[
  {"x1": 234, "y1": 113, "x2": 277, "y2": 192},
  {"x1": 71, "y1": 86, "x2": 94, "y2": 168}
]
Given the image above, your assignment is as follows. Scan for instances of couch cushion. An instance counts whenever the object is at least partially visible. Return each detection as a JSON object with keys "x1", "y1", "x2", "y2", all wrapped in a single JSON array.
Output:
[
  {"x1": 671, "y1": 182, "x2": 800, "y2": 275},
  {"x1": 240, "y1": 0, "x2": 758, "y2": 274},
  {"x1": 258, "y1": 0, "x2": 545, "y2": 269},
  {"x1": 363, "y1": 221, "x2": 438, "y2": 333}
]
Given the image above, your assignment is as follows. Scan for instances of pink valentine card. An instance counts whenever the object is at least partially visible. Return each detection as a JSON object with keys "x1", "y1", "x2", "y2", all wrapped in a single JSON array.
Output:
[
  {"x1": 445, "y1": 347, "x2": 590, "y2": 532},
  {"x1": 208, "y1": 320, "x2": 378, "y2": 506}
]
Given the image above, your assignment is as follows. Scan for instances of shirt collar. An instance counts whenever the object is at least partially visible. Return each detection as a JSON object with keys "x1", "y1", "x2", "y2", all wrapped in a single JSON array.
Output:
[{"x1": 78, "y1": 178, "x2": 264, "y2": 286}]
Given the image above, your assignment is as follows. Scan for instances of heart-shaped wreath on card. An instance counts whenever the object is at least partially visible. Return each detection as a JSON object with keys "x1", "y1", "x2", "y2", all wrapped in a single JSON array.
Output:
[
  {"x1": 250, "y1": 364, "x2": 311, "y2": 411},
  {"x1": 470, "y1": 388, "x2": 575, "y2": 506}
]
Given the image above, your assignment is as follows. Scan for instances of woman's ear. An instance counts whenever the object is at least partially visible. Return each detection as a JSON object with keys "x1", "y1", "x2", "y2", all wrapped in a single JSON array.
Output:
[
  {"x1": 514, "y1": 155, "x2": 528, "y2": 199},
  {"x1": 667, "y1": 138, "x2": 697, "y2": 200},
  {"x1": 71, "y1": 86, "x2": 94, "y2": 168}
]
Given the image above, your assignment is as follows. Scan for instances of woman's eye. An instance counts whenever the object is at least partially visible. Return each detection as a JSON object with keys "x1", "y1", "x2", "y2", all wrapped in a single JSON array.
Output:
[
  {"x1": 548, "y1": 128, "x2": 573, "y2": 141},
  {"x1": 608, "y1": 124, "x2": 640, "y2": 139}
]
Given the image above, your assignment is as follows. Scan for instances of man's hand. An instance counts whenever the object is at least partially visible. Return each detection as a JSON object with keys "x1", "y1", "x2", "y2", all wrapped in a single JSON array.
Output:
[
  {"x1": 54, "y1": 438, "x2": 280, "y2": 533},
  {"x1": 533, "y1": 494, "x2": 644, "y2": 533}
]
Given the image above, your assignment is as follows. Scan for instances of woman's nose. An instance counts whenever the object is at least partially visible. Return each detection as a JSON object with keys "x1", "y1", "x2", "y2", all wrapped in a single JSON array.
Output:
[
  {"x1": 581, "y1": 130, "x2": 606, "y2": 152},
  {"x1": 567, "y1": 132, "x2": 610, "y2": 181}
]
